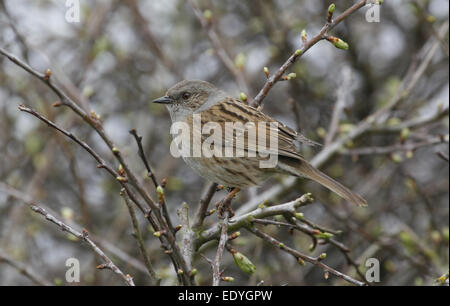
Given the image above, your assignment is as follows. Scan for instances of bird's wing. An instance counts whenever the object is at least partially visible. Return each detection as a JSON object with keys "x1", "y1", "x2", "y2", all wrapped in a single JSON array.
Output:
[{"x1": 196, "y1": 98, "x2": 317, "y2": 160}]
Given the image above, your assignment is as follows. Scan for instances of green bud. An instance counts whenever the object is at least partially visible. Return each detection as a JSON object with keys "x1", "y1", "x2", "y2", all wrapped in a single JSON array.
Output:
[
  {"x1": 287, "y1": 72, "x2": 297, "y2": 80},
  {"x1": 234, "y1": 53, "x2": 246, "y2": 69},
  {"x1": 314, "y1": 232, "x2": 334, "y2": 239},
  {"x1": 334, "y1": 38, "x2": 349, "y2": 50},
  {"x1": 328, "y1": 3, "x2": 335, "y2": 14},
  {"x1": 190, "y1": 268, "x2": 198, "y2": 276},
  {"x1": 295, "y1": 212, "x2": 304, "y2": 220},
  {"x1": 240, "y1": 92, "x2": 248, "y2": 102},
  {"x1": 391, "y1": 153, "x2": 403, "y2": 163},
  {"x1": 328, "y1": 36, "x2": 349, "y2": 50},
  {"x1": 297, "y1": 257, "x2": 306, "y2": 266},
  {"x1": 222, "y1": 276, "x2": 234, "y2": 282},
  {"x1": 153, "y1": 231, "x2": 162, "y2": 238},
  {"x1": 295, "y1": 49, "x2": 302, "y2": 56},
  {"x1": 233, "y1": 252, "x2": 256, "y2": 275},
  {"x1": 263, "y1": 66, "x2": 269, "y2": 76},
  {"x1": 156, "y1": 186, "x2": 164, "y2": 195},
  {"x1": 400, "y1": 128, "x2": 410, "y2": 141},
  {"x1": 301, "y1": 29, "x2": 307, "y2": 42},
  {"x1": 319, "y1": 253, "x2": 327, "y2": 260},
  {"x1": 203, "y1": 10, "x2": 212, "y2": 20}
]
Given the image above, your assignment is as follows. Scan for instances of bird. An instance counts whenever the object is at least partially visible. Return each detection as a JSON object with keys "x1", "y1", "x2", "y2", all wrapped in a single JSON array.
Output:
[{"x1": 153, "y1": 80, "x2": 367, "y2": 207}]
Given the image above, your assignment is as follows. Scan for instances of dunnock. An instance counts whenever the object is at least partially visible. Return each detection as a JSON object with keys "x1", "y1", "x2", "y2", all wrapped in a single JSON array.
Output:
[{"x1": 153, "y1": 80, "x2": 367, "y2": 207}]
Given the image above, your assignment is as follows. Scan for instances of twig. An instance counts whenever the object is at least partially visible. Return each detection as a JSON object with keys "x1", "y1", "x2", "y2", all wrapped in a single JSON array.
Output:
[
  {"x1": 29, "y1": 204, "x2": 135, "y2": 286},
  {"x1": 252, "y1": 0, "x2": 368, "y2": 109},
  {"x1": 436, "y1": 151, "x2": 449, "y2": 162},
  {"x1": 245, "y1": 226, "x2": 366, "y2": 286},
  {"x1": 129, "y1": 128, "x2": 175, "y2": 235},
  {"x1": 1, "y1": 47, "x2": 193, "y2": 285},
  {"x1": 193, "y1": 182, "x2": 218, "y2": 230},
  {"x1": 129, "y1": 128, "x2": 159, "y2": 187},
  {"x1": 121, "y1": 189, "x2": 160, "y2": 285},
  {"x1": 177, "y1": 203, "x2": 196, "y2": 283},
  {"x1": 325, "y1": 66, "x2": 354, "y2": 146},
  {"x1": 0, "y1": 182, "x2": 149, "y2": 275},
  {"x1": 341, "y1": 135, "x2": 448, "y2": 155},
  {"x1": 0, "y1": 250, "x2": 51, "y2": 286},
  {"x1": 196, "y1": 193, "x2": 314, "y2": 248},
  {"x1": 212, "y1": 212, "x2": 229, "y2": 286}
]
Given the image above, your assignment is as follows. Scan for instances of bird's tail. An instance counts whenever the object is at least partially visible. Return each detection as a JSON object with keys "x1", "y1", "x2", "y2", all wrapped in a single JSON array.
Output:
[{"x1": 292, "y1": 161, "x2": 367, "y2": 207}]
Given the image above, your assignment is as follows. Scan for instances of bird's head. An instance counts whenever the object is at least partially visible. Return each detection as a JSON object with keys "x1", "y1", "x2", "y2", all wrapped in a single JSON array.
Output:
[{"x1": 153, "y1": 80, "x2": 225, "y2": 121}]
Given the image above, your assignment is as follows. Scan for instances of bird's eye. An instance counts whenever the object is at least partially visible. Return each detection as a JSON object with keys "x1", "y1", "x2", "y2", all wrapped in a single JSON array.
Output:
[{"x1": 182, "y1": 92, "x2": 191, "y2": 100}]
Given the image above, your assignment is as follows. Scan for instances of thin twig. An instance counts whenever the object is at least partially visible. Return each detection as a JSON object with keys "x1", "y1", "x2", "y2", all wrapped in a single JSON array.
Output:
[
  {"x1": 193, "y1": 182, "x2": 218, "y2": 230},
  {"x1": 29, "y1": 204, "x2": 135, "y2": 286},
  {"x1": 121, "y1": 189, "x2": 160, "y2": 285},
  {"x1": 252, "y1": 0, "x2": 368, "y2": 109},
  {"x1": 246, "y1": 226, "x2": 366, "y2": 286},
  {"x1": 0, "y1": 250, "x2": 51, "y2": 286},
  {"x1": 212, "y1": 212, "x2": 229, "y2": 286}
]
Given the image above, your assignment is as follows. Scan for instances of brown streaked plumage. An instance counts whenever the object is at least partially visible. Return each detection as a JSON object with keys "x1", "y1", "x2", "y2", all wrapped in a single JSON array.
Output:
[{"x1": 153, "y1": 80, "x2": 367, "y2": 207}]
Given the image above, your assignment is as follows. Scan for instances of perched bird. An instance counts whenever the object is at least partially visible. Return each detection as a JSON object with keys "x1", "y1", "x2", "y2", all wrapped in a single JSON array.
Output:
[{"x1": 153, "y1": 80, "x2": 367, "y2": 207}]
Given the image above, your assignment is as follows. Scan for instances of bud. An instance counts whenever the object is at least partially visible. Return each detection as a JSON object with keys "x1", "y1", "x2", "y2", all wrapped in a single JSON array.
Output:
[
  {"x1": 222, "y1": 276, "x2": 234, "y2": 282},
  {"x1": 177, "y1": 269, "x2": 184, "y2": 275},
  {"x1": 295, "y1": 49, "x2": 302, "y2": 56},
  {"x1": 297, "y1": 257, "x2": 306, "y2": 266},
  {"x1": 287, "y1": 72, "x2": 297, "y2": 80},
  {"x1": 391, "y1": 153, "x2": 403, "y2": 163},
  {"x1": 314, "y1": 232, "x2": 334, "y2": 239},
  {"x1": 112, "y1": 147, "x2": 119, "y2": 154},
  {"x1": 301, "y1": 29, "x2": 307, "y2": 43},
  {"x1": 319, "y1": 253, "x2": 327, "y2": 260},
  {"x1": 116, "y1": 176, "x2": 128, "y2": 183},
  {"x1": 234, "y1": 53, "x2": 246, "y2": 69},
  {"x1": 232, "y1": 251, "x2": 256, "y2": 275},
  {"x1": 174, "y1": 224, "x2": 183, "y2": 233},
  {"x1": 295, "y1": 212, "x2": 304, "y2": 220},
  {"x1": 229, "y1": 231, "x2": 241, "y2": 240},
  {"x1": 203, "y1": 10, "x2": 212, "y2": 21},
  {"x1": 327, "y1": 36, "x2": 349, "y2": 50},
  {"x1": 239, "y1": 92, "x2": 248, "y2": 102},
  {"x1": 190, "y1": 268, "x2": 198, "y2": 276},
  {"x1": 328, "y1": 3, "x2": 335, "y2": 14},
  {"x1": 153, "y1": 231, "x2": 162, "y2": 238},
  {"x1": 156, "y1": 186, "x2": 165, "y2": 203},
  {"x1": 118, "y1": 164, "x2": 125, "y2": 176},
  {"x1": 44, "y1": 68, "x2": 52, "y2": 81},
  {"x1": 400, "y1": 128, "x2": 410, "y2": 141}
]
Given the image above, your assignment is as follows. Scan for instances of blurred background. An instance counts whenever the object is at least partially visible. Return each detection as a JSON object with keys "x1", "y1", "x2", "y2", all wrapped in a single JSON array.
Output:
[{"x1": 0, "y1": 0, "x2": 448, "y2": 286}]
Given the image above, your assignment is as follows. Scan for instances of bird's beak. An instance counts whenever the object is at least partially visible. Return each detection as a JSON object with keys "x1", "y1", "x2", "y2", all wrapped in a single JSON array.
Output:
[{"x1": 152, "y1": 95, "x2": 174, "y2": 104}]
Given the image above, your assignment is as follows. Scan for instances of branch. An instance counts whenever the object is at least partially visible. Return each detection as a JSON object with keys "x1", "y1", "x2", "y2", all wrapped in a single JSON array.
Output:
[
  {"x1": 252, "y1": 0, "x2": 368, "y2": 108},
  {"x1": 195, "y1": 193, "x2": 314, "y2": 248},
  {"x1": 212, "y1": 212, "x2": 229, "y2": 286},
  {"x1": 193, "y1": 182, "x2": 218, "y2": 230},
  {"x1": 1, "y1": 47, "x2": 194, "y2": 285},
  {"x1": 121, "y1": 190, "x2": 160, "y2": 285},
  {"x1": 0, "y1": 250, "x2": 51, "y2": 286},
  {"x1": 245, "y1": 226, "x2": 366, "y2": 286},
  {"x1": 29, "y1": 204, "x2": 135, "y2": 286},
  {"x1": 341, "y1": 135, "x2": 448, "y2": 156},
  {"x1": 325, "y1": 66, "x2": 354, "y2": 146}
]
